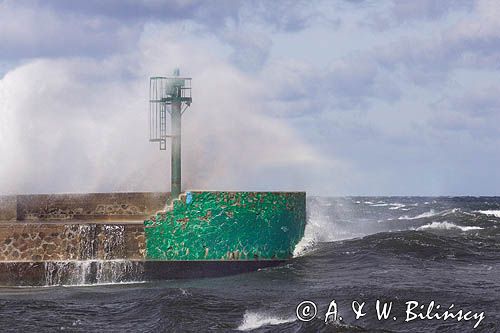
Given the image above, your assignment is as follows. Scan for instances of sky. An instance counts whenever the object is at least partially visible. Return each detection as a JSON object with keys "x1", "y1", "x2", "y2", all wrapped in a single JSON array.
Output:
[{"x1": 0, "y1": 0, "x2": 499, "y2": 196}]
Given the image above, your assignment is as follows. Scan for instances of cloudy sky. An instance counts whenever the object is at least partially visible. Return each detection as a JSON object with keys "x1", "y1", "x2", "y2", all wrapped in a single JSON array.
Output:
[{"x1": 0, "y1": 0, "x2": 499, "y2": 196}]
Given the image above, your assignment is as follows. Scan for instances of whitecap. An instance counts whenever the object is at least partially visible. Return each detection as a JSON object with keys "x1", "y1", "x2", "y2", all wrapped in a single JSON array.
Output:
[
  {"x1": 398, "y1": 210, "x2": 438, "y2": 220},
  {"x1": 417, "y1": 222, "x2": 483, "y2": 232},
  {"x1": 442, "y1": 208, "x2": 460, "y2": 215},
  {"x1": 389, "y1": 203, "x2": 406, "y2": 210},
  {"x1": 475, "y1": 210, "x2": 500, "y2": 218},
  {"x1": 237, "y1": 311, "x2": 295, "y2": 331},
  {"x1": 370, "y1": 203, "x2": 389, "y2": 207}
]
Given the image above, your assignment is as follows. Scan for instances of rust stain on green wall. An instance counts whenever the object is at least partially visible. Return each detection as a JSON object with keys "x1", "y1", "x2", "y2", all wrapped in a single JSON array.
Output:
[{"x1": 144, "y1": 192, "x2": 306, "y2": 260}]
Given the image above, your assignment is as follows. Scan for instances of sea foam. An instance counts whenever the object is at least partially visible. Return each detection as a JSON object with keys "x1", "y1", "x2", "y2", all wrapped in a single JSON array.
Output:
[
  {"x1": 417, "y1": 222, "x2": 483, "y2": 232},
  {"x1": 293, "y1": 233, "x2": 316, "y2": 257},
  {"x1": 237, "y1": 311, "x2": 295, "y2": 331},
  {"x1": 389, "y1": 203, "x2": 406, "y2": 210},
  {"x1": 475, "y1": 210, "x2": 500, "y2": 218},
  {"x1": 398, "y1": 210, "x2": 438, "y2": 220},
  {"x1": 370, "y1": 203, "x2": 389, "y2": 207}
]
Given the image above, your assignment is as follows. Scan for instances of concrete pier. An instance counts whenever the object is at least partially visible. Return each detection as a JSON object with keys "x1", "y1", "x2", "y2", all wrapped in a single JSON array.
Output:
[{"x1": 0, "y1": 191, "x2": 305, "y2": 286}]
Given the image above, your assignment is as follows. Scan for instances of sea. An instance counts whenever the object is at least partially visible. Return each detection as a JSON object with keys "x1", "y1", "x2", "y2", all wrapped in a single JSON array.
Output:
[{"x1": 0, "y1": 197, "x2": 499, "y2": 332}]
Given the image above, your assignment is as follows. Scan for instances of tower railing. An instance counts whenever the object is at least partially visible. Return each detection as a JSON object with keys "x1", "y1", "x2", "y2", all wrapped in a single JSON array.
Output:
[
  {"x1": 149, "y1": 77, "x2": 191, "y2": 149},
  {"x1": 149, "y1": 72, "x2": 192, "y2": 200}
]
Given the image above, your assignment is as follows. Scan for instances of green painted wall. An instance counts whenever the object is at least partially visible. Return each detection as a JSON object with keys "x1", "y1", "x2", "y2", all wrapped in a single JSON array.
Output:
[{"x1": 144, "y1": 192, "x2": 306, "y2": 260}]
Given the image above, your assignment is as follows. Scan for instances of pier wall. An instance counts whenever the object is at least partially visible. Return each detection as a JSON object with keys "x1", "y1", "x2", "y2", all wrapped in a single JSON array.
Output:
[
  {"x1": 0, "y1": 196, "x2": 17, "y2": 221},
  {"x1": 0, "y1": 191, "x2": 306, "y2": 285},
  {"x1": 0, "y1": 223, "x2": 145, "y2": 261},
  {"x1": 0, "y1": 191, "x2": 307, "y2": 262},
  {"x1": 0, "y1": 192, "x2": 169, "y2": 221},
  {"x1": 145, "y1": 191, "x2": 306, "y2": 260}
]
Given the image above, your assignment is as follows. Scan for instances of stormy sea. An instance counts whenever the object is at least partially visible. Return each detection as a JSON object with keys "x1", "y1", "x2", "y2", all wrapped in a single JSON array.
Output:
[{"x1": 0, "y1": 197, "x2": 499, "y2": 332}]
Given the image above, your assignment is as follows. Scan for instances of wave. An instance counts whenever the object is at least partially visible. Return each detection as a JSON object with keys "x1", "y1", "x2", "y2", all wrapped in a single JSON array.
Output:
[
  {"x1": 475, "y1": 210, "x2": 500, "y2": 218},
  {"x1": 293, "y1": 233, "x2": 317, "y2": 257},
  {"x1": 293, "y1": 199, "x2": 493, "y2": 258},
  {"x1": 389, "y1": 203, "x2": 406, "y2": 210},
  {"x1": 398, "y1": 209, "x2": 438, "y2": 220},
  {"x1": 237, "y1": 311, "x2": 295, "y2": 331},
  {"x1": 416, "y1": 222, "x2": 483, "y2": 232},
  {"x1": 399, "y1": 208, "x2": 473, "y2": 219},
  {"x1": 292, "y1": 217, "x2": 356, "y2": 257},
  {"x1": 293, "y1": 214, "x2": 364, "y2": 257},
  {"x1": 293, "y1": 198, "x2": 363, "y2": 257}
]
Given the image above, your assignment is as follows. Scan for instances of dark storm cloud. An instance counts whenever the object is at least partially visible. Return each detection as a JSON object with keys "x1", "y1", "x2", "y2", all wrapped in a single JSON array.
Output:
[
  {"x1": 40, "y1": 0, "x2": 242, "y2": 29},
  {"x1": 41, "y1": 0, "x2": 205, "y2": 20},
  {"x1": 39, "y1": 0, "x2": 327, "y2": 31},
  {"x1": 0, "y1": 1, "x2": 140, "y2": 60},
  {"x1": 0, "y1": 0, "x2": 328, "y2": 64},
  {"x1": 390, "y1": 0, "x2": 472, "y2": 21},
  {"x1": 265, "y1": 54, "x2": 402, "y2": 115},
  {"x1": 365, "y1": 0, "x2": 473, "y2": 30}
]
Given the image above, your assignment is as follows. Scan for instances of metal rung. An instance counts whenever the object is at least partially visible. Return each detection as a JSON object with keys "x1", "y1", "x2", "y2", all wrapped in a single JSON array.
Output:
[{"x1": 149, "y1": 76, "x2": 191, "y2": 152}]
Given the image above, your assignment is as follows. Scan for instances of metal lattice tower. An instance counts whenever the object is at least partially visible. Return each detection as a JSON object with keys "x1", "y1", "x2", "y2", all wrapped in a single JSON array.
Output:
[{"x1": 149, "y1": 69, "x2": 192, "y2": 200}]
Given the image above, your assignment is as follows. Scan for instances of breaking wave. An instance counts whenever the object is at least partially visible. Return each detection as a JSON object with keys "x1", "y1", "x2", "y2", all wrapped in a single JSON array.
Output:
[
  {"x1": 398, "y1": 209, "x2": 439, "y2": 220},
  {"x1": 293, "y1": 198, "x2": 496, "y2": 258},
  {"x1": 293, "y1": 215, "x2": 346, "y2": 257},
  {"x1": 416, "y1": 222, "x2": 483, "y2": 232},
  {"x1": 475, "y1": 210, "x2": 500, "y2": 218},
  {"x1": 389, "y1": 203, "x2": 406, "y2": 210},
  {"x1": 237, "y1": 311, "x2": 295, "y2": 331},
  {"x1": 370, "y1": 203, "x2": 389, "y2": 207},
  {"x1": 293, "y1": 233, "x2": 316, "y2": 257}
]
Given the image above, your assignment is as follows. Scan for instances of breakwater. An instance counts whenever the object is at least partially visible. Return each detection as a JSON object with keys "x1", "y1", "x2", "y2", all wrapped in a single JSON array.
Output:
[{"x1": 0, "y1": 191, "x2": 306, "y2": 286}]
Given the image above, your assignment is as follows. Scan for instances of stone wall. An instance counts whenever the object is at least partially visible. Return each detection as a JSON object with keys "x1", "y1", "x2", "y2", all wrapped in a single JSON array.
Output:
[
  {"x1": 0, "y1": 223, "x2": 145, "y2": 261},
  {"x1": 0, "y1": 192, "x2": 169, "y2": 221},
  {"x1": 0, "y1": 196, "x2": 16, "y2": 221}
]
